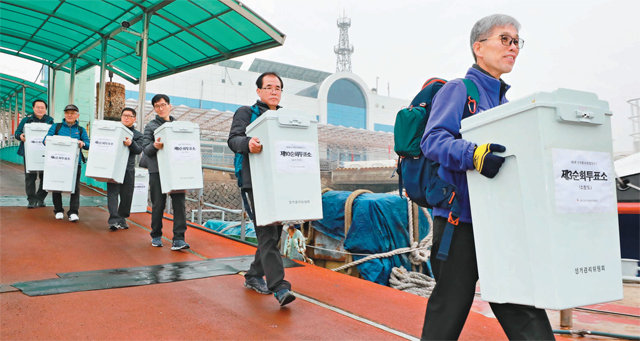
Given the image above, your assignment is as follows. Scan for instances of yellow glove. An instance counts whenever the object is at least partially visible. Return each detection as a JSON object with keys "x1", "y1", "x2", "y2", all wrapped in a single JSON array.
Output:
[{"x1": 473, "y1": 143, "x2": 506, "y2": 178}]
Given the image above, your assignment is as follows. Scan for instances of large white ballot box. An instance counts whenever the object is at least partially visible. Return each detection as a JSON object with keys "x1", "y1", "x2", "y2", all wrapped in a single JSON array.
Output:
[
  {"x1": 42, "y1": 135, "x2": 80, "y2": 193},
  {"x1": 130, "y1": 167, "x2": 149, "y2": 213},
  {"x1": 460, "y1": 88, "x2": 622, "y2": 310},
  {"x1": 85, "y1": 120, "x2": 133, "y2": 183},
  {"x1": 154, "y1": 121, "x2": 203, "y2": 193},
  {"x1": 246, "y1": 109, "x2": 323, "y2": 226},
  {"x1": 24, "y1": 123, "x2": 51, "y2": 172}
]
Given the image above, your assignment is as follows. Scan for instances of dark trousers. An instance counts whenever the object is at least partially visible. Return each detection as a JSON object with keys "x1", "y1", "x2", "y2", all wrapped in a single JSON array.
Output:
[
  {"x1": 52, "y1": 164, "x2": 82, "y2": 215},
  {"x1": 23, "y1": 160, "x2": 47, "y2": 203},
  {"x1": 244, "y1": 189, "x2": 291, "y2": 292},
  {"x1": 107, "y1": 169, "x2": 135, "y2": 225},
  {"x1": 149, "y1": 172, "x2": 186, "y2": 241},
  {"x1": 421, "y1": 216, "x2": 554, "y2": 340}
]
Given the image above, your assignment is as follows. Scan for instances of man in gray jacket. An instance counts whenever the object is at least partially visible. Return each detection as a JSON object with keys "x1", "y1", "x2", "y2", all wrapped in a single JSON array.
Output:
[
  {"x1": 141, "y1": 94, "x2": 189, "y2": 250},
  {"x1": 107, "y1": 107, "x2": 143, "y2": 230}
]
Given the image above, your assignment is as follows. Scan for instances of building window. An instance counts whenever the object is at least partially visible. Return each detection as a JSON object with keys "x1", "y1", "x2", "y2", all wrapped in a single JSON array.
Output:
[{"x1": 327, "y1": 79, "x2": 366, "y2": 129}]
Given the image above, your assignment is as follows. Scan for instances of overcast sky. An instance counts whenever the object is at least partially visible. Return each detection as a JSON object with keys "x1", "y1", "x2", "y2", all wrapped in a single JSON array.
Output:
[
  {"x1": 236, "y1": 0, "x2": 640, "y2": 155},
  {"x1": 3, "y1": 0, "x2": 638, "y2": 154}
]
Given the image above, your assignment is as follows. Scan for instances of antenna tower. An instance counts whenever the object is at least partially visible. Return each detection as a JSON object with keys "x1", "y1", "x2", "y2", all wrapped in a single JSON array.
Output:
[{"x1": 334, "y1": 13, "x2": 354, "y2": 72}]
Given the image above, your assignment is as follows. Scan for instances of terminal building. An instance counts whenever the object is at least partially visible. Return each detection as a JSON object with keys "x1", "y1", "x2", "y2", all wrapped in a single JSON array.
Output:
[{"x1": 124, "y1": 58, "x2": 407, "y2": 166}]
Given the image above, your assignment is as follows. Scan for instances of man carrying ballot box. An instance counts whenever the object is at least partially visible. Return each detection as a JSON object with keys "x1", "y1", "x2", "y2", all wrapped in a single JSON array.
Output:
[
  {"x1": 141, "y1": 94, "x2": 190, "y2": 251},
  {"x1": 419, "y1": 14, "x2": 554, "y2": 340},
  {"x1": 44, "y1": 104, "x2": 90, "y2": 222},
  {"x1": 228, "y1": 72, "x2": 295, "y2": 307},
  {"x1": 107, "y1": 107, "x2": 143, "y2": 230},
  {"x1": 15, "y1": 99, "x2": 54, "y2": 208}
]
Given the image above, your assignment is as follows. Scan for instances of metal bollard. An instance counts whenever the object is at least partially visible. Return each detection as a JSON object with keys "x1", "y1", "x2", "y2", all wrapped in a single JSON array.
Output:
[{"x1": 560, "y1": 309, "x2": 573, "y2": 328}]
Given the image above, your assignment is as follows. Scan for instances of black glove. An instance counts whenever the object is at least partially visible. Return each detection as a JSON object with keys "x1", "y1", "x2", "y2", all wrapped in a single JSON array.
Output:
[{"x1": 473, "y1": 143, "x2": 506, "y2": 178}]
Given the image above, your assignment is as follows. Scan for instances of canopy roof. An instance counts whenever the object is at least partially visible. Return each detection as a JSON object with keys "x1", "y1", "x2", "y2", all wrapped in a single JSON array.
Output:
[
  {"x1": 0, "y1": 0, "x2": 285, "y2": 84},
  {"x1": 0, "y1": 73, "x2": 47, "y2": 109}
]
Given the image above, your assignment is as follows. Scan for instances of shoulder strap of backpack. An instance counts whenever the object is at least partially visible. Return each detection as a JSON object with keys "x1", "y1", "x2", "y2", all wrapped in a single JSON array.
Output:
[
  {"x1": 434, "y1": 79, "x2": 479, "y2": 261},
  {"x1": 54, "y1": 123, "x2": 62, "y2": 135},
  {"x1": 249, "y1": 104, "x2": 260, "y2": 123},
  {"x1": 461, "y1": 79, "x2": 479, "y2": 117}
]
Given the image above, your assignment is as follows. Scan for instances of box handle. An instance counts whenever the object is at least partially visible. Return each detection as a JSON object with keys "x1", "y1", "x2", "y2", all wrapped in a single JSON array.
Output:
[{"x1": 279, "y1": 118, "x2": 309, "y2": 127}]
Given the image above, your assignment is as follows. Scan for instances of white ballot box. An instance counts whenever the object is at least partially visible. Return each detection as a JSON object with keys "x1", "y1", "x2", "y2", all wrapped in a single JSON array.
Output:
[
  {"x1": 130, "y1": 167, "x2": 149, "y2": 213},
  {"x1": 85, "y1": 120, "x2": 133, "y2": 183},
  {"x1": 154, "y1": 121, "x2": 203, "y2": 193},
  {"x1": 460, "y1": 88, "x2": 622, "y2": 310},
  {"x1": 24, "y1": 123, "x2": 51, "y2": 172},
  {"x1": 247, "y1": 109, "x2": 323, "y2": 226},
  {"x1": 42, "y1": 135, "x2": 80, "y2": 193}
]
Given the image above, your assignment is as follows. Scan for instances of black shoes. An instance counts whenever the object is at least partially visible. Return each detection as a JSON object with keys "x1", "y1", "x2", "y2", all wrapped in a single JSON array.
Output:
[
  {"x1": 27, "y1": 200, "x2": 45, "y2": 208},
  {"x1": 244, "y1": 276, "x2": 271, "y2": 295},
  {"x1": 170, "y1": 240, "x2": 190, "y2": 251},
  {"x1": 274, "y1": 289, "x2": 296, "y2": 307}
]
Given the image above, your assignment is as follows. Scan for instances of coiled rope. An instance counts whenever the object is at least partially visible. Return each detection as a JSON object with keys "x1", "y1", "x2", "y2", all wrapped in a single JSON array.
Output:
[{"x1": 312, "y1": 189, "x2": 436, "y2": 297}]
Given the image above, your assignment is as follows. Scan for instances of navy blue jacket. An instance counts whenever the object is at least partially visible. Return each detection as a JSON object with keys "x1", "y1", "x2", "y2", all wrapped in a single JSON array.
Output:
[
  {"x1": 44, "y1": 120, "x2": 90, "y2": 164},
  {"x1": 421, "y1": 66, "x2": 510, "y2": 223},
  {"x1": 15, "y1": 114, "x2": 54, "y2": 156}
]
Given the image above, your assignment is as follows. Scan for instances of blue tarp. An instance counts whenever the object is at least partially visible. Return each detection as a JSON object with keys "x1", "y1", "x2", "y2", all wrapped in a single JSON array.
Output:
[
  {"x1": 204, "y1": 220, "x2": 257, "y2": 240},
  {"x1": 312, "y1": 191, "x2": 429, "y2": 285}
]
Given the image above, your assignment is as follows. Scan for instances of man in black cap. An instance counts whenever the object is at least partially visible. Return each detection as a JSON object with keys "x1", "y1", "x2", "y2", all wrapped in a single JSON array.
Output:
[
  {"x1": 44, "y1": 104, "x2": 90, "y2": 222},
  {"x1": 15, "y1": 99, "x2": 54, "y2": 208}
]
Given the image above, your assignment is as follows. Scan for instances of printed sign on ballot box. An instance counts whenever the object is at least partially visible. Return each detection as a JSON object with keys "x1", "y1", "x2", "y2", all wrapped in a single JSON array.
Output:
[
  {"x1": 276, "y1": 141, "x2": 317, "y2": 174},
  {"x1": 552, "y1": 148, "x2": 616, "y2": 213}
]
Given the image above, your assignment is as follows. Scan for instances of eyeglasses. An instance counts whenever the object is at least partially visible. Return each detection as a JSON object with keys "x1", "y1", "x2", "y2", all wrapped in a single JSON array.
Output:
[
  {"x1": 479, "y1": 35, "x2": 524, "y2": 49},
  {"x1": 121, "y1": 114, "x2": 135, "y2": 118},
  {"x1": 261, "y1": 86, "x2": 282, "y2": 93},
  {"x1": 154, "y1": 103, "x2": 168, "y2": 109}
]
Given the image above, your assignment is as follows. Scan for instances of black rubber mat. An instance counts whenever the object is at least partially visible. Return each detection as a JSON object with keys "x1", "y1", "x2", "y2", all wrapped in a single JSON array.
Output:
[{"x1": 12, "y1": 255, "x2": 302, "y2": 296}]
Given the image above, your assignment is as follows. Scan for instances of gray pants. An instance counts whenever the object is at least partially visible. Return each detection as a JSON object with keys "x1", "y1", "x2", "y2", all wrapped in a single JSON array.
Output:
[
  {"x1": 107, "y1": 169, "x2": 135, "y2": 226},
  {"x1": 244, "y1": 189, "x2": 291, "y2": 292},
  {"x1": 149, "y1": 172, "x2": 186, "y2": 241}
]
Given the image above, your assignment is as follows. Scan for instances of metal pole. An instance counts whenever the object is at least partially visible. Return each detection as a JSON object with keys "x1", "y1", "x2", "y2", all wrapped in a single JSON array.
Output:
[
  {"x1": 8, "y1": 98, "x2": 12, "y2": 136},
  {"x1": 198, "y1": 187, "x2": 203, "y2": 225},
  {"x1": 50, "y1": 69, "x2": 56, "y2": 121},
  {"x1": 98, "y1": 37, "x2": 108, "y2": 120},
  {"x1": 21, "y1": 86, "x2": 26, "y2": 118},
  {"x1": 14, "y1": 96, "x2": 18, "y2": 135},
  {"x1": 137, "y1": 11, "x2": 150, "y2": 131},
  {"x1": 68, "y1": 56, "x2": 77, "y2": 105}
]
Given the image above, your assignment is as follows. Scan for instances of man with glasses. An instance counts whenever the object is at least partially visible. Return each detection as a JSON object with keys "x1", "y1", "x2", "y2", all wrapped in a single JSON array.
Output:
[
  {"x1": 15, "y1": 99, "x2": 54, "y2": 208},
  {"x1": 420, "y1": 14, "x2": 554, "y2": 340},
  {"x1": 44, "y1": 104, "x2": 90, "y2": 222},
  {"x1": 106, "y1": 107, "x2": 143, "y2": 230},
  {"x1": 228, "y1": 72, "x2": 296, "y2": 307},
  {"x1": 141, "y1": 94, "x2": 189, "y2": 250}
]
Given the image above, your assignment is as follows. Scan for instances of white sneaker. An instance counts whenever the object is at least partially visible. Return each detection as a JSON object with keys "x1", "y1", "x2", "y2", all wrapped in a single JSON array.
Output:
[
  {"x1": 55, "y1": 212, "x2": 64, "y2": 220},
  {"x1": 69, "y1": 214, "x2": 79, "y2": 222}
]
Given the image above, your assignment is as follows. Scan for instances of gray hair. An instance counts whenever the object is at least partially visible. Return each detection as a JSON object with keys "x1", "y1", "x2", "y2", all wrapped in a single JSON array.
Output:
[{"x1": 470, "y1": 14, "x2": 521, "y2": 61}]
